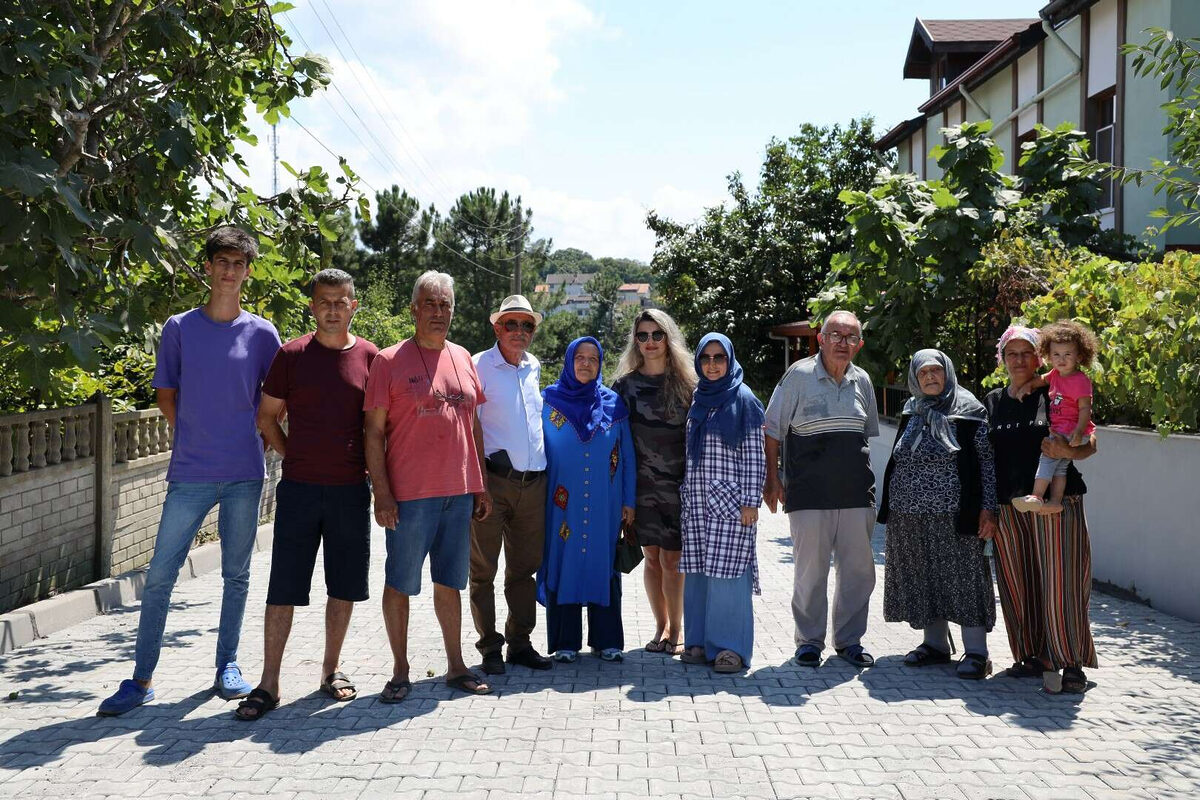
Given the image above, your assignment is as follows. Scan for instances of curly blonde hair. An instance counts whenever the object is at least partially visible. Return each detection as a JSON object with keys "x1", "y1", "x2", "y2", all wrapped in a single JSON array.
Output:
[
  {"x1": 1038, "y1": 319, "x2": 1099, "y2": 368},
  {"x1": 611, "y1": 309, "x2": 696, "y2": 414}
]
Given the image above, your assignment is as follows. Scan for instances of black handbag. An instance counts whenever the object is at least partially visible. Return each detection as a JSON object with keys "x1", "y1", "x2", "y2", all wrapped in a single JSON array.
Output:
[{"x1": 613, "y1": 522, "x2": 643, "y2": 574}]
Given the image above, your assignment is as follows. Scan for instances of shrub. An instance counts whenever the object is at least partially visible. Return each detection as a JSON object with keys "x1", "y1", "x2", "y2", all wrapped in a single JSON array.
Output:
[{"x1": 1017, "y1": 249, "x2": 1200, "y2": 434}]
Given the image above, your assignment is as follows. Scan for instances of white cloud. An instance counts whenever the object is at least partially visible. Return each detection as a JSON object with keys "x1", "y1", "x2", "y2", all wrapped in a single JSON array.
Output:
[{"x1": 234, "y1": 0, "x2": 708, "y2": 260}]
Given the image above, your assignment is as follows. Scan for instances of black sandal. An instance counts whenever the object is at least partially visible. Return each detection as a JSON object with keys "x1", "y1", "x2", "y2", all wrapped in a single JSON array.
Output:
[
  {"x1": 956, "y1": 653, "x2": 993, "y2": 680},
  {"x1": 235, "y1": 688, "x2": 279, "y2": 721},
  {"x1": 1061, "y1": 667, "x2": 1089, "y2": 693},
  {"x1": 904, "y1": 643, "x2": 952, "y2": 667},
  {"x1": 1004, "y1": 656, "x2": 1043, "y2": 678}
]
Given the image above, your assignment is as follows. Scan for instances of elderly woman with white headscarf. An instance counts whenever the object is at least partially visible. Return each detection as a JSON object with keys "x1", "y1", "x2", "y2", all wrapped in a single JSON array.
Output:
[{"x1": 878, "y1": 349, "x2": 999, "y2": 680}]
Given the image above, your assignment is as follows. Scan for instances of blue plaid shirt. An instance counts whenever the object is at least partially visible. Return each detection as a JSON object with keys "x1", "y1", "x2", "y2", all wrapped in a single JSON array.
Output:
[{"x1": 679, "y1": 413, "x2": 767, "y2": 593}]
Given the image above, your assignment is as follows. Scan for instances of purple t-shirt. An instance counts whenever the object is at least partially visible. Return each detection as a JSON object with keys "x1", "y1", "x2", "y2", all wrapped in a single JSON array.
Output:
[{"x1": 152, "y1": 308, "x2": 281, "y2": 482}]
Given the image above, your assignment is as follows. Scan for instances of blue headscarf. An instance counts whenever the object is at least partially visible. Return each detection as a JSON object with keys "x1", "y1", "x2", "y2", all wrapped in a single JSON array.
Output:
[
  {"x1": 686, "y1": 333, "x2": 765, "y2": 464},
  {"x1": 542, "y1": 336, "x2": 628, "y2": 442}
]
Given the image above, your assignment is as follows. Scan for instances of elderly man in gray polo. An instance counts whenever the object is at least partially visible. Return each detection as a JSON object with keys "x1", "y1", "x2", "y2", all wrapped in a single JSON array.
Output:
[
  {"x1": 470, "y1": 295, "x2": 553, "y2": 674},
  {"x1": 763, "y1": 310, "x2": 880, "y2": 669}
]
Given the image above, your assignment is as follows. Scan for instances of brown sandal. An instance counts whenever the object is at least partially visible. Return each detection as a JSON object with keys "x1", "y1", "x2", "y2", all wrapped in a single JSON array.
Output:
[{"x1": 713, "y1": 650, "x2": 744, "y2": 673}]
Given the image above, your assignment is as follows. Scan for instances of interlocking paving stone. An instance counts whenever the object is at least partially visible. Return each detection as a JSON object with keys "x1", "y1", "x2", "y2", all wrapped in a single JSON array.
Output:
[{"x1": 2, "y1": 511, "x2": 1199, "y2": 799}]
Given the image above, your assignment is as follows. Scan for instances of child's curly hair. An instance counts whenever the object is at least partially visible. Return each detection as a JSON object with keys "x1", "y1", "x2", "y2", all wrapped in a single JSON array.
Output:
[{"x1": 1037, "y1": 319, "x2": 1098, "y2": 368}]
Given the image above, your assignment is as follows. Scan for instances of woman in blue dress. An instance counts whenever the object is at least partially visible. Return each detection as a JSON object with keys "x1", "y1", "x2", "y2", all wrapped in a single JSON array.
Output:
[
  {"x1": 678, "y1": 333, "x2": 766, "y2": 673},
  {"x1": 537, "y1": 337, "x2": 637, "y2": 663}
]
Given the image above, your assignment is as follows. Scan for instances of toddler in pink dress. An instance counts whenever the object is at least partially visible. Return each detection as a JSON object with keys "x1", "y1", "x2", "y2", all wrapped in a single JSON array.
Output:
[{"x1": 1013, "y1": 320, "x2": 1097, "y2": 514}]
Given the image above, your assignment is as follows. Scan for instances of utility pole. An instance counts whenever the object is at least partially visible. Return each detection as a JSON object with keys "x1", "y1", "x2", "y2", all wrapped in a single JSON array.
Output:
[
  {"x1": 511, "y1": 216, "x2": 522, "y2": 295},
  {"x1": 271, "y1": 123, "x2": 279, "y2": 194}
]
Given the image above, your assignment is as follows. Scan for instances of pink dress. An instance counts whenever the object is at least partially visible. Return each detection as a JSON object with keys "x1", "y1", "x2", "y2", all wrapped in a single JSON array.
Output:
[{"x1": 1046, "y1": 369, "x2": 1095, "y2": 438}]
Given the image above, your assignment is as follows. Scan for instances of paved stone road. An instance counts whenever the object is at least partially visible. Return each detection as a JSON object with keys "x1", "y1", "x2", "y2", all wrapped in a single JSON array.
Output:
[{"x1": 2, "y1": 508, "x2": 1199, "y2": 800}]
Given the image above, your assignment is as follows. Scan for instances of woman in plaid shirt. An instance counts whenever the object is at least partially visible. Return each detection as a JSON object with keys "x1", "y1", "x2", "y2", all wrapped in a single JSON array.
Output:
[{"x1": 679, "y1": 333, "x2": 767, "y2": 673}]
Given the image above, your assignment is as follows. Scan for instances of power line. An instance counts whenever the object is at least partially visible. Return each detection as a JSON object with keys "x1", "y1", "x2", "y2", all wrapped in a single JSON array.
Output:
[
  {"x1": 289, "y1": 115, "x2": 378, "y2": 193},
  {"x1": 303, "y1": 1, "x2": 528, "y2": 238},
  {"x1": 284, "y1": 19, "x2": 426, "y2": 193}
]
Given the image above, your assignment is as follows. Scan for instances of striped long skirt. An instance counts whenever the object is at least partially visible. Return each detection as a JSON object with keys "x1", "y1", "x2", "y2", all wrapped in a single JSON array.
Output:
[{"x1": 994, "y1": 496, "x2": 1098, "y2": 669}]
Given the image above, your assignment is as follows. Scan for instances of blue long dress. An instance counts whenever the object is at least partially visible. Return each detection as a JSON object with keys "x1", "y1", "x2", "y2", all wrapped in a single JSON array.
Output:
[{"x1": 536, "y1": 404, "x2": 636, "y2": 651}]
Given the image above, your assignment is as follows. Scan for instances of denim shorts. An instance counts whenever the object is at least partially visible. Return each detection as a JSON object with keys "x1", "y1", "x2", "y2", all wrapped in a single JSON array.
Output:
[
  {"x1": 384, "y1": 494, "x2": 474, "y2": 595},
  {"x1": 267, "y1": 479, "x2": 371, "y2": 606}
]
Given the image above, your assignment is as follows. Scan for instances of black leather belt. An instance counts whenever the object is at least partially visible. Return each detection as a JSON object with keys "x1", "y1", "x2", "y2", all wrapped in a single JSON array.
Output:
[{"x1": 485, "y1": 459, "x2": 544, "y2": 484}]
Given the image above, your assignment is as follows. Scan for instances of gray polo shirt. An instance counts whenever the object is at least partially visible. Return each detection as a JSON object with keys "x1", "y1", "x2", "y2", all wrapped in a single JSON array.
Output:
[{"x1": 764, "y1": 353, "x2": 879, "y2": 511}]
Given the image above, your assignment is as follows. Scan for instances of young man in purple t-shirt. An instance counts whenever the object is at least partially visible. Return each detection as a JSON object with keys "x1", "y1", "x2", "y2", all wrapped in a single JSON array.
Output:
[
  {"x1": 233, "y1": 269, "x2": 378, "y2": 721},
  {"x1": 99, "y1": 227, "x2": 281, "y2": 716}
]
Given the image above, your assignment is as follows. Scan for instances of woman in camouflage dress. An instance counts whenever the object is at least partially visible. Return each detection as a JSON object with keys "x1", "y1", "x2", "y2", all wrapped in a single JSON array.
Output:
[{"x1": 612, "y1": 310, "x2": 696, "y2": 654}]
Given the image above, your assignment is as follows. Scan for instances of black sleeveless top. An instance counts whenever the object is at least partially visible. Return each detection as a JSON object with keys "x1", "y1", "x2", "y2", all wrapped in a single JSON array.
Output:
[{"x1": 983, "y1": 385, "x2": 1087, "y2": 503}]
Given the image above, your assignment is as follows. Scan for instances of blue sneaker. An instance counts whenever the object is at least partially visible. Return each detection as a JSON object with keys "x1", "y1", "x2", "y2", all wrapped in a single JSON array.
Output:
[
  {"x1": 98, "y1": 679, "x2": 154, "y2": 716},
  {"x1": 214, "y1": 662, "x2": 252, "y2": 700}
]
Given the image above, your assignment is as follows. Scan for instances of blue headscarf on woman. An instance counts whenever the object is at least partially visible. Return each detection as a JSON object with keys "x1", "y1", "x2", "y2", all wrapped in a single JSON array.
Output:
[
  {"x1": 542, "y1": 336, "x2": 628, "y2": 442},
  {"x1": 686, "y1": 333, "x2": 764, "y2": 464}
]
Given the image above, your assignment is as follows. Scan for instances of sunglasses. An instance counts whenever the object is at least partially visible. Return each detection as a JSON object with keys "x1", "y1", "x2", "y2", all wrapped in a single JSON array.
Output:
[
  {"x1": 698, "y1": 353, "x2": 728, "y2": 365},
  {"x1": 635, "y1": 330, "x2": 666, "y2": 343},
  {"x1": 502, "y1": 319, "x2": 536, "y2": 333}
]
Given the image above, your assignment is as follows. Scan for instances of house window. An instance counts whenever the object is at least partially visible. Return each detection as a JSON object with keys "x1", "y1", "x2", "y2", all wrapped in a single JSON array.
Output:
[{"x1": 1086, "y1": 88, "x2": 1116, "y2": 210}]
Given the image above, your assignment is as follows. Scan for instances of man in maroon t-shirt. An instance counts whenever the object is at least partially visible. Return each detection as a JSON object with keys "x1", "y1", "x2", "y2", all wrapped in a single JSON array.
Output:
[{"x1": 234, "y1": 269, "x2": 379, "y2": 720}]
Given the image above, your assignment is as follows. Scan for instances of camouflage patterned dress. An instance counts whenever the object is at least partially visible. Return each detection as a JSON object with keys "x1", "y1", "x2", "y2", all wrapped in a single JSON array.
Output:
[{"x1": 612, "y1": 372, "x2": 687, "y2": 551}]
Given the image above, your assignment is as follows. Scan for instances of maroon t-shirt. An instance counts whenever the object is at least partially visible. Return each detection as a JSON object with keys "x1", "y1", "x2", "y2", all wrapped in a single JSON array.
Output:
[{"x1": 262, "y1": 333, "x2": 379, "y2": 485}]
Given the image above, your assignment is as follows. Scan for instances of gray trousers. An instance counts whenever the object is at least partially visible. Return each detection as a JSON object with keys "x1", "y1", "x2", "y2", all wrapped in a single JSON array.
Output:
[{"x1": 788, "y1": 508, "x2": 877, "y2": 650}]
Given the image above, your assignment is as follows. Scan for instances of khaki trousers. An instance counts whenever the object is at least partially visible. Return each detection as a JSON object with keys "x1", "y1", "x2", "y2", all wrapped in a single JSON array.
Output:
[
  {"x1": 788, "y1": 507, "x2": 877, "y2": 651},
  {"x1": 469, "y1": 472, "x2": 546, "y2": 656}
]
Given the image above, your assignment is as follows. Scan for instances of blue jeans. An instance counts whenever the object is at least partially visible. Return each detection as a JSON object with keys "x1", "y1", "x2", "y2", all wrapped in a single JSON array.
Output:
[
  {"x1": 133, "y1": 480, "x2": 264, "y2": 680},
  {"x1": 684, "y1": 568, "x2": 755, "y2": 667}
]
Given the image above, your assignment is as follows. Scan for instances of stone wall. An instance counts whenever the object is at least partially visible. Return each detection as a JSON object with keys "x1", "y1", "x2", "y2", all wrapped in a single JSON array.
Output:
[
  {"x1": 0, "y1": 400, "x2": 281, "y2": 614},
  {"x1": 0, "y1": 460, "x2": 97, "y2": 612},
  {"x1": 109, "y1": 454, "x2": 281, "y2": 575}
]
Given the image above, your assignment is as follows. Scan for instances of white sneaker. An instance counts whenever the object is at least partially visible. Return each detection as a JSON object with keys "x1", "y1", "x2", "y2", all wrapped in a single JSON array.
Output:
[
  {"x1": 1013, "y1": 495, "x2": 1044, "y2": 513},
  {"x1": 553, "y1": 650, "x2": 577, "y2": 663}
]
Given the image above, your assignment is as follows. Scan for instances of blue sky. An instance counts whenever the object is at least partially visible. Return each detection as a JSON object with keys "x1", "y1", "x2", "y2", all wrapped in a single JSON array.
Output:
[{"x1": 243, "y1": 1, "x2": 1044, "y2": 260}]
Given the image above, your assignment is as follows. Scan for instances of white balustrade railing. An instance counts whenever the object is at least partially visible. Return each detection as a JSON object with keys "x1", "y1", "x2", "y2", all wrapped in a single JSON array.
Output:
[
  {"x1": 0, "y1": 401, "x2": 173, "y2": 477},
  {"x1": 0, "y1": 404, "x2": 96, "y2": 478}
]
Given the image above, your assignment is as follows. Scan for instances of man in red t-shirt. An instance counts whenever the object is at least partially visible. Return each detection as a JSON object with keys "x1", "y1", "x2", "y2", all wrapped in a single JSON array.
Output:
[
  {"x1": 364, "y1": 271, "x2": 494, "y2": 701},
  {"x1": 234, "y1": 269, "x2": 378, "y2": 721}
]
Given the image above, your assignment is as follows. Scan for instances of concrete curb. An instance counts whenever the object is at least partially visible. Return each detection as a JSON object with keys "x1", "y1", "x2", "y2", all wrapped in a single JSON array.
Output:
[{"x1": 0, "y1": 522, "x2": 274, "y2": 655}]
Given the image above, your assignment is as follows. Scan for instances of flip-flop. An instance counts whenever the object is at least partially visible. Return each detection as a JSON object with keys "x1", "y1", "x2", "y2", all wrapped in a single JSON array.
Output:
[
  {"x1": 320, "y1": 671, "x2": 357, "y2": 702},
  {"x1": 446, "y1": 673, "x2": 492, "y2": 695},
  {"x1": 644, "y1": 638, "x2": 667, "y2": 653},
  {"x1": 235, "y1": 688, "x2": 279, "y2": 721},
  {"x1": 662, "y1": 640, "x2": 683, "y2": 656},
  {"x1": 379, "y1": 678, "x2": 411, "y2": 704},
  {"x1": 680, "y1": 647, "x2": 708, "y2": 665}
]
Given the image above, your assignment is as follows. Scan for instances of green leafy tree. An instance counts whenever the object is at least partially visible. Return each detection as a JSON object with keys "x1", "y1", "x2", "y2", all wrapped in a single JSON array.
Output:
[
  {"x1": 1017, "y1": 249, "x2": 1200, "y2": 434},
  {"x1": 812, "y1": 121, "x2": 1138, "y2": 388},
  {"x1": 0, "y1": 0, "x2": 360, "y2": 409},
  {"x1": 648, "y1": 117, "x2": 887, "y2": 391},
  {"x1": 429, "y1": 188, "x2": 547, "y2": 355},
  {"x1": 584, "y1": 267, "x2": 624, "y2": 355},
  {"x1": 357, "y1": 186, "x2": 433, "y2": 311}
]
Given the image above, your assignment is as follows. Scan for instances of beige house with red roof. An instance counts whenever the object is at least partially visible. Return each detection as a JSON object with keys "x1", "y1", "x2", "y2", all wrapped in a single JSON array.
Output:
[{"x1": 875, "y1": 0, "x2": 1200, "y2": 249}]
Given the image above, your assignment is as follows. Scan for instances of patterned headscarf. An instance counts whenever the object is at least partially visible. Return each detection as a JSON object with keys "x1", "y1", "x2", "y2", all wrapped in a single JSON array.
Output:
[
  {"x1": 996, "y1": 325, "x2": 1040, "y2": 365},
  {"x1": 542, "y1": 336, "x2": 628, "y2": 442},
  {"x1": 898, "y1": 349, "x2": 987, "y2": 453}
]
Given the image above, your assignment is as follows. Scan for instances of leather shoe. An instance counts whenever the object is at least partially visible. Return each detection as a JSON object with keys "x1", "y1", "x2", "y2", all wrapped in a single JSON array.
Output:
[
  {"x1": 507, "y1": 647, "x2": 553, "y2": 670},
  {"x1": 481, "y1": 651, "x2": 506, "y2": 675}
]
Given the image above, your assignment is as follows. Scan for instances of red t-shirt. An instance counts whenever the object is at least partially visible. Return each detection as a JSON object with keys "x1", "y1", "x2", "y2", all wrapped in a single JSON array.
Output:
[
  {"x1": 363, "y1": 339, "x2": 486, "y2": 502},
  {"x1": 262, "y1": 333, "x2": 379, "y2": 485}
]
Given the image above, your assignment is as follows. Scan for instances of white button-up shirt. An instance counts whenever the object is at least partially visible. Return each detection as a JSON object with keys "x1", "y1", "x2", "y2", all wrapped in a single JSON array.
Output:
[{"x1": 473, "y1": 343, "x2": 546, "y2": 472}]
